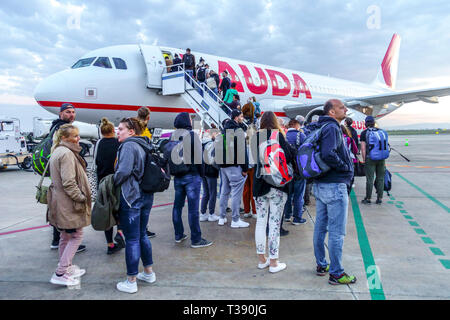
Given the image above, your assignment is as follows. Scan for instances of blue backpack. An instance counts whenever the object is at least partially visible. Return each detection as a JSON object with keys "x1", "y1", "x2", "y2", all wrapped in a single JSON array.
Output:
[
  {"x1": 296, "y1": 123, "x2": 335, "y2": 179},
  {"x1": 375, "y1": 169, "x2": 392, "y2": 196},
  {"x1": 367, "y1": 128, "x2": 390, "y2": 161}
]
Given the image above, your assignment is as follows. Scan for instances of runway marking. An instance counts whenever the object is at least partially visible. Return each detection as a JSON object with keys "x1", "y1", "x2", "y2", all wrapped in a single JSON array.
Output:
[
  {"x1": 388, "y1": 197, "x2": 449, "y2": 270},
  {"x1": 0, "y1": 224, "x2": 50, "y2": 237},
  {"x1": 349, "y1": 190, "x2": 386, "y2": 300},
  {"x1": 395, "y1": 173, "x2": 450, "y2": 214}
]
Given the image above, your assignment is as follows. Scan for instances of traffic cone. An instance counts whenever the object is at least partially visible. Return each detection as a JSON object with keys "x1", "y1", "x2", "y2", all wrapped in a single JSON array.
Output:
[{"x1": 405, "y1": 139, "x2": 409, "y2": 146}]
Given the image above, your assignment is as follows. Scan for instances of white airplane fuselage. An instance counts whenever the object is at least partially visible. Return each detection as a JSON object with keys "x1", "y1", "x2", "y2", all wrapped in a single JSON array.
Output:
[{"x1": 34, "y1": 44, "x2": 398, "y2": 134}]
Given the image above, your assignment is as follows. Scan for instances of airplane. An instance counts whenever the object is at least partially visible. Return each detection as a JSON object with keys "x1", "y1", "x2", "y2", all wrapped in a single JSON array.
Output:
[{"x1": 34, "y1": 33, "x2": 450, "y2": 135}]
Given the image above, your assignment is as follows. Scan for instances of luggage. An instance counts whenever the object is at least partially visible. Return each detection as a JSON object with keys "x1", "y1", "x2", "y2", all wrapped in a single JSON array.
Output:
[
  {"x1": 140, "y1": 151, "x2": 171, "y2": 193},
  {"x1": 375, "y1": 168, "x2": 392, "y2": 196},
  {"x1": 32, "y1": 126, "x2": 58, "y2": 177},
  {"x1": 197, "y1": 67, "x2": 207, "y2": 82}
]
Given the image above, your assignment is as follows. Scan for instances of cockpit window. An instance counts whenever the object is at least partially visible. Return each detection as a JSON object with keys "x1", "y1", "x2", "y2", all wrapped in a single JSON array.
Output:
[
  {"x1": 113, "y1": 58, "x2": 127, "y2": 70},
  {"x1": 71, "y1": 57, "x2": 96, "y2": 69},
  {"x1": 93, "y1": 57, "x2": 112, "y2": 69}
]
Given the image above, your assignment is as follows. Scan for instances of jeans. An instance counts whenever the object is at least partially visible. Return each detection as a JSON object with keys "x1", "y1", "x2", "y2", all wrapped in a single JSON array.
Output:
[
  {"x1": 283, "y1": 179, "x2": 306, "y2": 220},
  {"x1": 173, "y1": 173, "x2": 202, "y2": 243},
  {"x1": 185, "y1": 69, "x2": 194, "y2": 86},
  {"x1": 313, "y1": 182, "x2": 349, "y2": 277},
  {"x1": 219, "y1": 166, "x2": 247, "y2": 222},
  {"x1": 201, "y1": 176, "x2": 218, "y2": 215},
  {"x1": 119, "y1": 191, "x2": 154, "y2": 276}
]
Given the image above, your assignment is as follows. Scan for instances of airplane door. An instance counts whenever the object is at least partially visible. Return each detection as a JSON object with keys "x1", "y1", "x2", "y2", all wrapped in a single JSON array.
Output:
[{"x1": 139, "y1": 44, "x2": 164, "y2": 89}]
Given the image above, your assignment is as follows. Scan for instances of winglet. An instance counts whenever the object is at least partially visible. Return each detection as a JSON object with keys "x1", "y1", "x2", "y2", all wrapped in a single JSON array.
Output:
[{"x1": 373, "y1": 34, "x2": 401, "y2": 89}]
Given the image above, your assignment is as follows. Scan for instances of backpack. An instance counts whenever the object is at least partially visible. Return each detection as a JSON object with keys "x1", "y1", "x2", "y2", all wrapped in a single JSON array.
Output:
[
  {"x1": 206, "y1": 77, "x2": 217, "y2": 89},
  {"x1": 367, "y1": 128, "x2": 390, "y2": 161},
  {"x1": 184, "y1": 54, "x2": 194, "y2": 68},
  {"x1": 197, "y1": 67, "x2": 206, "y2": 82},
  {"x1": 296, "y1": 123, "x2": 336, "y2": 179},
  {"x1": 375, "y1": 168, "x2": 392, "y2": 196},
  {"x1": 163, "y1": 133, "x2": 194, "y2": 176},
  {"x1": 257, "y1": 130, "x2": 293, "y2": 187},
  {"x1": 32, "y1": 126, "x2": 58, "y2": 177}
]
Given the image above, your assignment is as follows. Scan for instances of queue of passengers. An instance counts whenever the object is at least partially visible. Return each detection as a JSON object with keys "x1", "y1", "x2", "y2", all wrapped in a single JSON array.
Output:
[{"x1": 46, "y1": 98, "x2": 366, "y2": 293}]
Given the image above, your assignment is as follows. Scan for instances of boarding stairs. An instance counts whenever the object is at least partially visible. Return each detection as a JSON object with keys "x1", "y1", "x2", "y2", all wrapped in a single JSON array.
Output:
[{"x1": 160, "y1": 63, "x2": 247, "y2": 130}]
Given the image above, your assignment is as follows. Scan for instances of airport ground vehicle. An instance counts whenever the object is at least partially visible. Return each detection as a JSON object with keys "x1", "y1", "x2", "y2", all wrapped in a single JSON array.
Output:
[{"x1": 0, "y1": 117, "x2": 32, "y2": 170}]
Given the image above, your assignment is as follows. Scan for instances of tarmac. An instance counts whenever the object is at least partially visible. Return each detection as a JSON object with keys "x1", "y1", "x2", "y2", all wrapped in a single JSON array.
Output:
[{"x1": 0, "y1": 134, "x2": 449, "y2": 300}]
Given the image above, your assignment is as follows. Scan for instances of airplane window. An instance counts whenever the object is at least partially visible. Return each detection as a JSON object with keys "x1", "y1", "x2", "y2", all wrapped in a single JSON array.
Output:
[
  {"x1": 1, "y1": 121, "x2": 14, "y2": 131},
  {"x1": 113, "y1": 58, "x2": 127, "y2": 70},
  {"x1": 93, "y1": 57, "x2": 112, "y2": 69},
  {"x1": 71, "y1": 57, "x2": 96, "y2": 69}
]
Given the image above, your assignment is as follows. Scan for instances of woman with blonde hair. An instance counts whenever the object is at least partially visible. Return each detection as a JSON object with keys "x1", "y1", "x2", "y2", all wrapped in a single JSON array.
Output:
[
  {"x1": 48, "y1": 124, "x2": 91, "y2": 286},
  {"x1": 253, "y1": 111, "x2": 294, "y2": 273}
]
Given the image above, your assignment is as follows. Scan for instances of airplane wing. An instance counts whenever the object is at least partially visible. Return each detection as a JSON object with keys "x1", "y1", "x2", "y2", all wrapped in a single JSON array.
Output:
[{"x1": 283, "y1": 85, "x2": 450, "y2": 118}]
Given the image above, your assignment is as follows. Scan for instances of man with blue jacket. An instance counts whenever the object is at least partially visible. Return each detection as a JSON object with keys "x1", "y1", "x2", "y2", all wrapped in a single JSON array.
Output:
[{"x1": 313, "y1": 99, "x2": 357, "y2": 285}]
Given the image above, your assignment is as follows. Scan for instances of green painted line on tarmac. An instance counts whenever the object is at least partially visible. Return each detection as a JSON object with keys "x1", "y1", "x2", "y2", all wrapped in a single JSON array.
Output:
[
  {"x1": 396, "y1": 201, "x2": 404, "y2": 205},
  {"x1": 404, "y1": 215, "x2": 413, "y2": 220},
  {"x1": 395, "y1": 204, "x2": 403, "y2": 208},
  {"x1": 429, "y1": 247, "x2": 445, "y2": 256},
  {"x1": 349, "y1": 190, "x2": 386, "y2": 300},
  {"x1": 414, "y1": 228, "x2": 427, "y2": 235},
  {"x1": 395, "y1": 173, "x2": 450, "y2": 214},
  {"x1": 400, "y1": 210, "x2": 408, "y2": 214},
  {"x1": 439, "y1": 259, "x2": 450, "y2": 269},
  {"x1": 408, "y1": 221, "x2": 420, "y2": 227},
  {"x1": 421, "y1": 237, "x2": 435, "y2": 244},
  {"x1": 387, "y1": 201, "x2": 394, "y2": 204},
  {"x1": 389, "y1": 196, "x2": 396, "y2": 200}
]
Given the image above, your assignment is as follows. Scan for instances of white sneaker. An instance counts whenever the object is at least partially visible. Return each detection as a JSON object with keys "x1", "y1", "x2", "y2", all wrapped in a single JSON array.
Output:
[
  {"x1": 199, "y1": 213, "x2": 208, "y2": 222},
  {"x1": 243, "y1": 213, "x2": 252, "y2": 218},
  {"x1": 50, "y1": 273, "x2": 80, "y2": 286},
  {"x1": 116, "y1": 279, "x2": 138, "y2": 293},
  {"x1": 252, "y1": 214, "x2": 258, "y2": 219},
  {"x1": 269, "y1": 262, "x2": 287, "y2": 273},
  {"x1": 231, "y1": 219, "x2": 250, "y2": 228},
  {"x1": 137, "y1": 271, "x2": 156, "y2": 283},
  {"x1": 258, "y1": 259, "x2": 270, "y2": 269},
  {"x1": 208, "y1": 214, "x2": 219, "y2": 222},
  {"x1": 218, "y1": 217, "x2": 227, "y2": 226},
  {"x1": 67, "y1": 265, "x2": 86, "y2": 278}
]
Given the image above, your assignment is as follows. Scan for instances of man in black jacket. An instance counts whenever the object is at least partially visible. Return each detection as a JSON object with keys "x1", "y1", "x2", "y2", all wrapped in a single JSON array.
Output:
[
  {"x1": 217, "y1": 110, "x2": 249, "y2": 228},
  {"x1": 49, "y1": 103, "x2": 87, "y2": 253},
  {"x1": 312, "y1": 99, "x2": 357, "y2": 285},
  {"x1": 219, "y1": 71, "x2": 231, "y2": 100},
  {"x1": 171, "y1": 53, "x2": 182, "y2": 72}
]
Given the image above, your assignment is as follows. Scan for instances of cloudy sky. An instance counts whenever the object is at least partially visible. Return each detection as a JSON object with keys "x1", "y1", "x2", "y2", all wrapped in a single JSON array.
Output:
[{"x1": 1, "y1": 0, "x2": 450, "y2": 130}]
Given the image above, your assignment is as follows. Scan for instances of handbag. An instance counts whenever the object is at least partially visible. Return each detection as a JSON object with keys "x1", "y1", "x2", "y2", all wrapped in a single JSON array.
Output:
[
  {"x1": 87, "y1": 139, "x2": 101, "y2": 201},
  {"x1": 35, "y1": 160, "x2": 50, "y2": 204},
  {"x1": 355, "y1": 161, "x2": 366, "y2": 177}
]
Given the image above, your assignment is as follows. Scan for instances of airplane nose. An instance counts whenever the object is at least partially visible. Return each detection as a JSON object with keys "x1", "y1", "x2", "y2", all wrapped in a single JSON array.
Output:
[{"x1": 34, "y1": 72, "x2": 68, "y2": 106}]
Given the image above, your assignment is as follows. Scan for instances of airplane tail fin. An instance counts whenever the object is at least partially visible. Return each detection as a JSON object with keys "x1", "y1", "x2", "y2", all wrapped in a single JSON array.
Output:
[{"x1": 372, "y1": 33, "x2": 401, "y2": 90}]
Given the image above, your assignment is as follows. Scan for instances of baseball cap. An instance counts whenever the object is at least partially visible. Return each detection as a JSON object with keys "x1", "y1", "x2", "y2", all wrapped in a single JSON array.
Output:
[
  {"x1": 365, "y1": 115, "x2": 375, "y2": 125},
  {"x1": 60, "y1": 103, "x2": 75, "y2": 112}
]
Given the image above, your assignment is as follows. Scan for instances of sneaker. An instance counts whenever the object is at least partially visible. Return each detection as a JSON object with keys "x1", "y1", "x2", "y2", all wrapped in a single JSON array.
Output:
[
  {"x1": 50, "y1": 240, "x2": 59, "y2": 250},
  {"x1": 114, "y1": 233, "x2": 126, "y2": 248},
  {"x1": 191, "y1": 238, "x2": 213, "y2": 248},
  {"x1": 243, "y1": 213, "x2": 252, "y2": 218},
  {"x1": 252, "y1": 214, "x2": 257, "y2": 219},
  {"x1": 175, "y1": 234, "x2": 188, "y2": 243},
  {"x1": 218, "y1": 217, "x2": 228, "y2": 226},
  {"x1": 208, "y1": 214, "x2": 219, "y2": 222},
  {"x1": 239, "y1": 208, "x2": 245, "y2": 214},
  {"x1": 200, "y1": 213, "x2": 209, "y2": 222},
  {"x1": 376, "y1": 198, "x2": 382, "y2": 205},
  {"x1": 328, "y1": 272, "x2": 357, "y2": 285},
  {"x1": 146, "y1": 230, "x2": 156, "y2": 238},
  {"x1": 137, "y1": 271, "x2": 156, "y2": 283},
  {"x1": 269, "y1": 262, "x2": 287, "y2": 273},
  {"x1": 50, "y1": 273, "x2": 80, "y2": 286},
  {"x1": 116, "y1": 279, "x2": 138, "y2": 293},
  {"x1": 231, "y1": 219, "x2": 250, "y2": 228},
  {"x1": 361, "y1": 198, "x2": 371, "y2": 205},
  {"x1": 76, "y1": 245, "x2": 86, "y2": 253},
  {"x1": 292, "y1": 218, "x2": 307, "y2": 225},
  {"x1": 107, "y1": 243, "x2": 123, "y2": 255},
  {"x1": 284, "y1": 216, "x2": 292, "y2": 222},
  {"x1": 316, "y1": 264, "x2": 330, "y2": 276},
  {"x1": 67, "y1": 265, "x2": 86, "y2": 278},
  {"x1": 258, "y1": 259, "x2": 270, "y2": 269},
  {"x1": 280, "y1": 228, "x2": 289, "y2": 237}
]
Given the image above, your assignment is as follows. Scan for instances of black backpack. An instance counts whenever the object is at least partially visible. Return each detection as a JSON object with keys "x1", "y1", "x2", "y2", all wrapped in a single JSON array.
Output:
[
  {"x1": 163, "y1": 134, "x2": 194, "y2": 176},
  {"x1": 32, "y1": 126, "x2": 58, "y2": 177},
  {"x1": 141, "y1": 150, "x2": 171, "y2": 193},
  {"x1": 197, "y1": 67, "x2": 206, "y2": 82},
  {"x1": 184, "y1": 54, "x2": 194, "y2": 68}
]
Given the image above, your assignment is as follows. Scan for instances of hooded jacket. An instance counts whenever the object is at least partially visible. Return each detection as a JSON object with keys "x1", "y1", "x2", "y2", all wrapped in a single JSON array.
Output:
[
  {"x1": 219, "y1": 119, "x2": 248, "y2": 172},
  {"x1": 114, "y1": 136, "x2": 152, "y2": 207},
  {"x1": 314, "y1": 116, "x2": 354, "y2": 186},
  {"x1": 47, "y1": 141, "x2": 92, "y2": 230}
]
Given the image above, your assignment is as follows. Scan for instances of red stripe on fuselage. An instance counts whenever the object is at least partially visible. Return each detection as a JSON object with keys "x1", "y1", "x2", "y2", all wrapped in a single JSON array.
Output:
[{"x1": 36, "y1": 101, "x2": 287, "y2": 117}]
